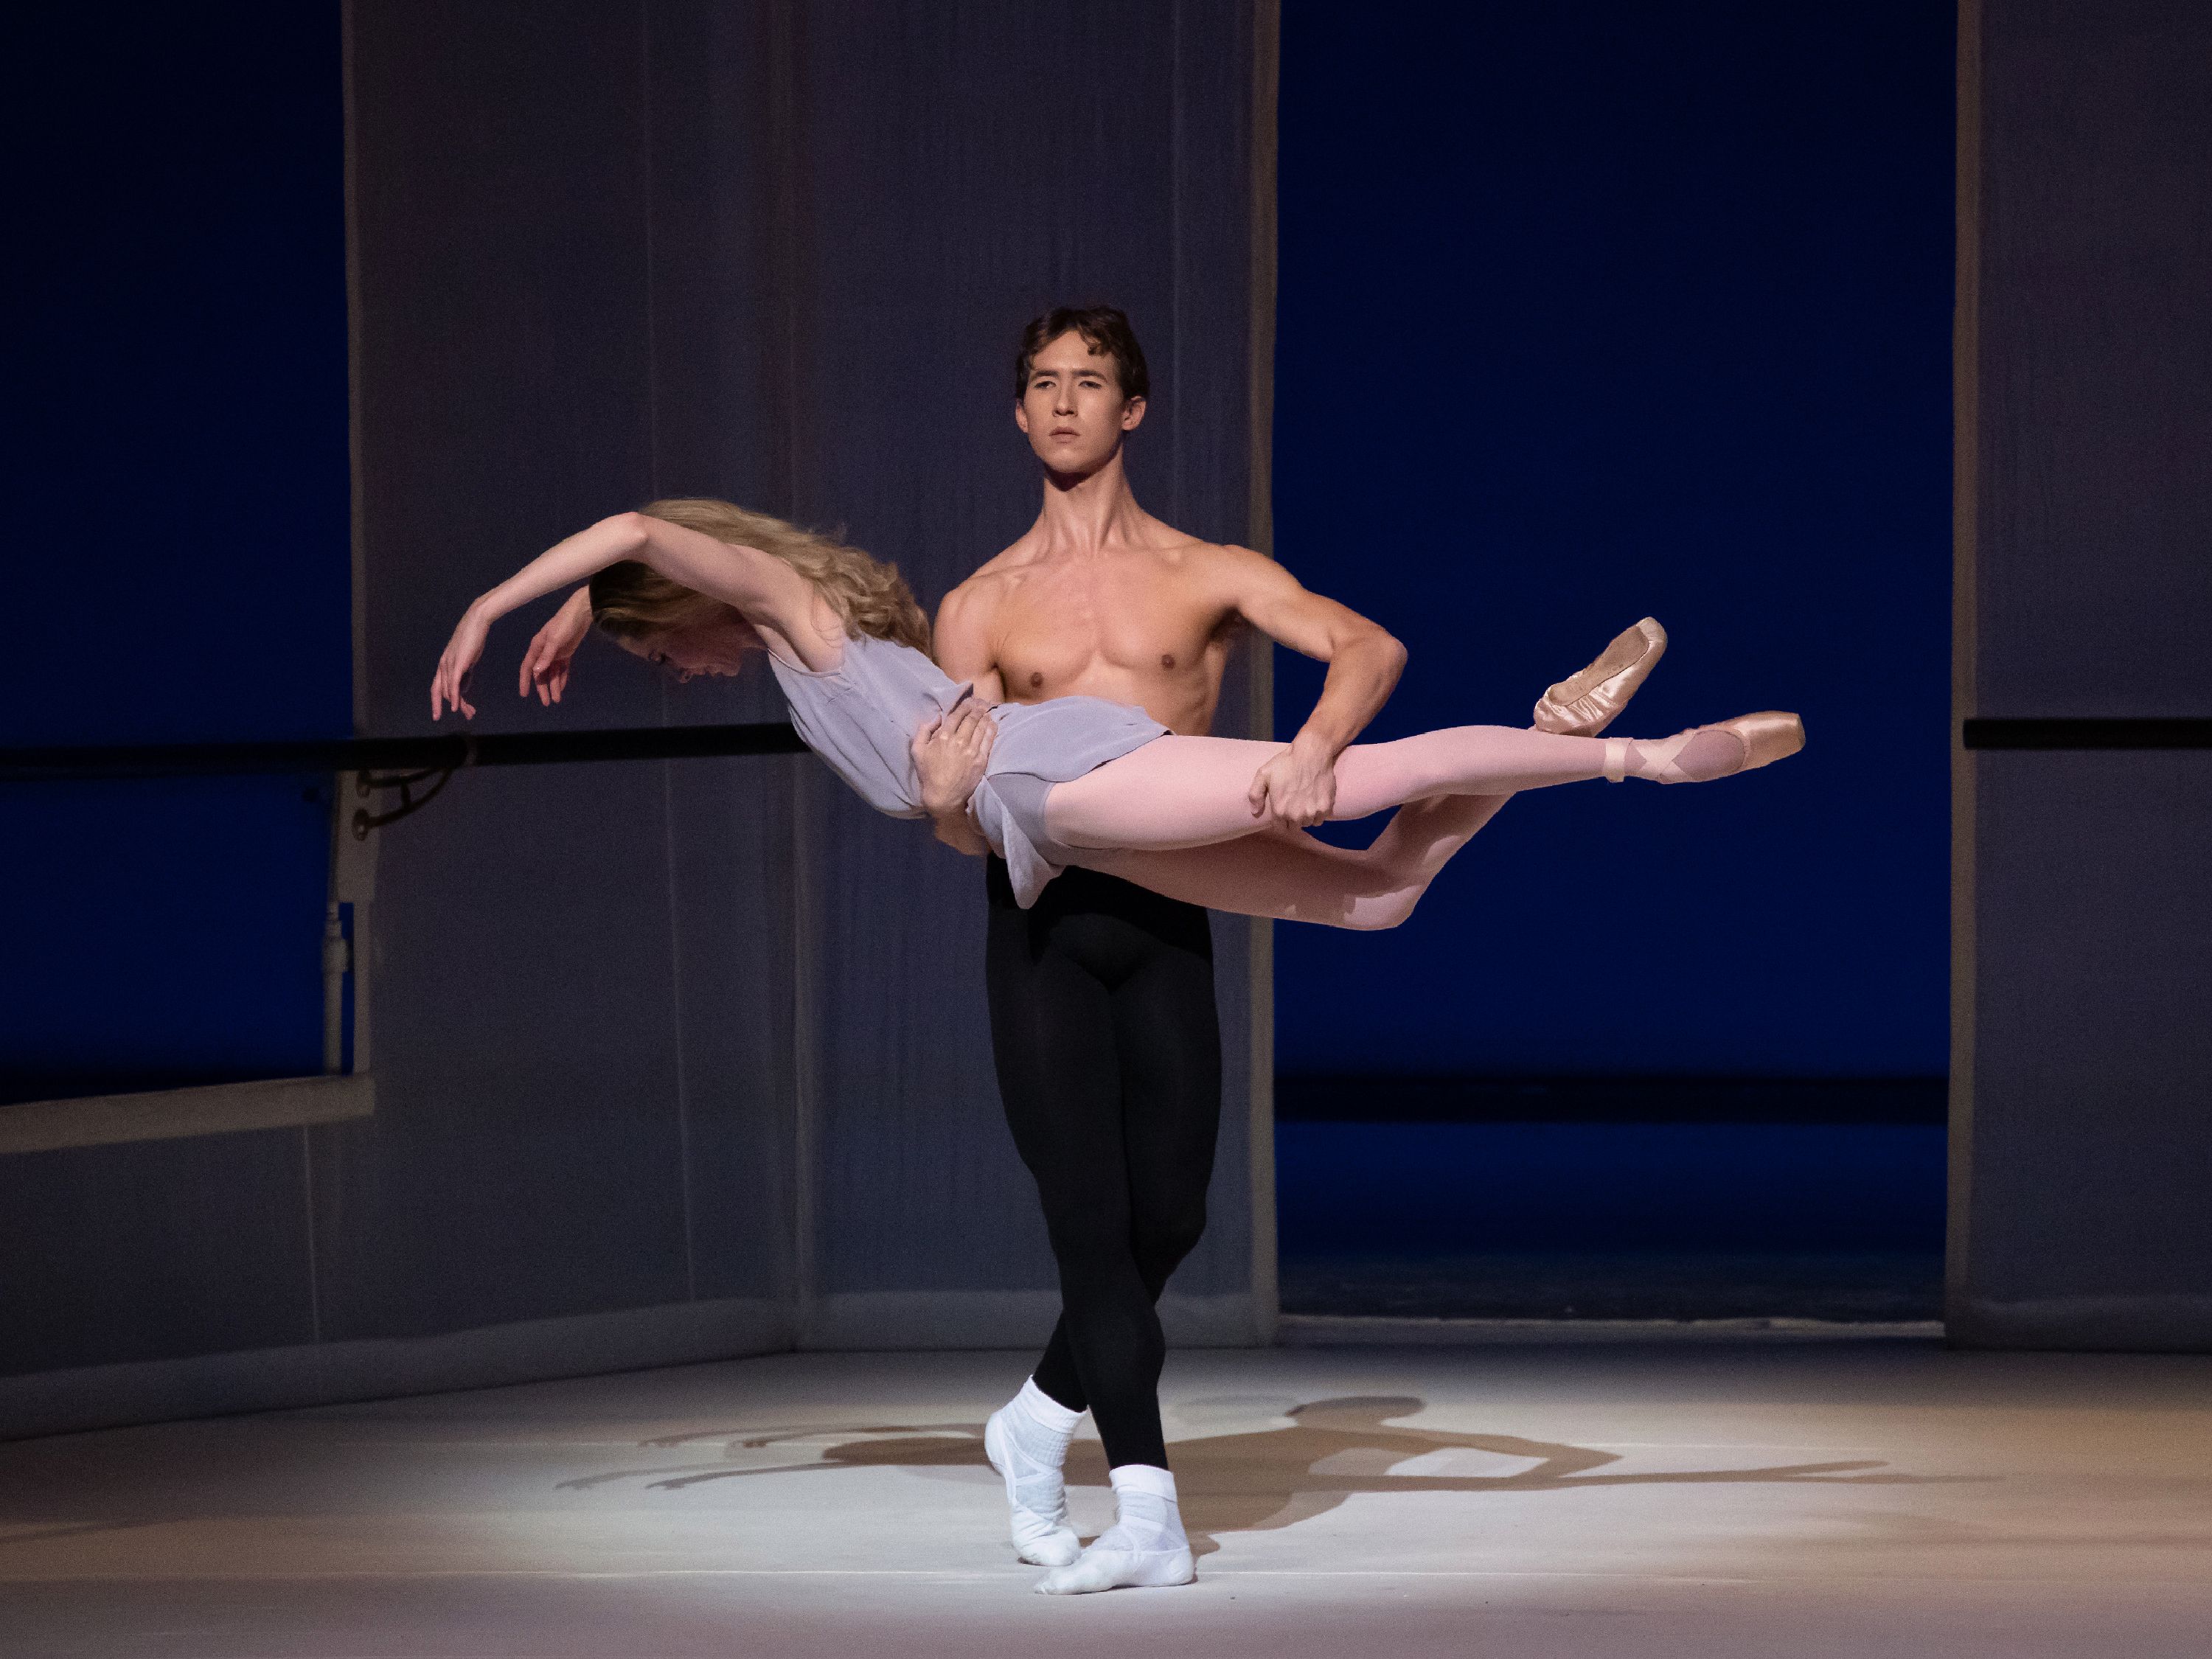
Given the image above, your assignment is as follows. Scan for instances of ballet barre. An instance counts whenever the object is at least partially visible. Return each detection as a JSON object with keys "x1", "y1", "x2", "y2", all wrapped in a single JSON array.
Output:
[
  {"x1": 1963, "y1": 719, "x2": 2212, "y2": 749},
  {"x1": 0, "y1": 723, "x2": 810, "y2": 837}
]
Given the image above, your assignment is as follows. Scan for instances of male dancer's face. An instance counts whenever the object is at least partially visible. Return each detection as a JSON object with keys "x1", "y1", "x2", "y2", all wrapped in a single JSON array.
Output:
[{"x1": 1014, "y1": 330, "x2": 1146, "y2": 478}]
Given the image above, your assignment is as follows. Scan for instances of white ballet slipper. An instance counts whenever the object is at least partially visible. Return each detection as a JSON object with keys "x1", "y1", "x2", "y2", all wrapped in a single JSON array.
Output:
[
  {"x1": 984, "y1": 1404, "x2": 1081, "y2": 1567},
  {"x1": 1034, "y1": 1464, "x2": 1194, "y2": 1593},
  {"x1": 1032, "y1": 1523, "x2": 1195, "y2": 1594}
]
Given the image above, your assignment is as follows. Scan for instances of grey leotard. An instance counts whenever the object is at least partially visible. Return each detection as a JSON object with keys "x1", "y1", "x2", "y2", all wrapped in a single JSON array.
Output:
[{"x1": 768, "y1": 630, "x2": 1166, "y2": 906}]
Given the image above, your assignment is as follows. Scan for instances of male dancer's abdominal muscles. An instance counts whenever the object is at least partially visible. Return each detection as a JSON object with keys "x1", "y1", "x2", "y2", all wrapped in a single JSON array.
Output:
[{"x1": 1046, "y1": 667, "x2": 1220, "y2": 739}]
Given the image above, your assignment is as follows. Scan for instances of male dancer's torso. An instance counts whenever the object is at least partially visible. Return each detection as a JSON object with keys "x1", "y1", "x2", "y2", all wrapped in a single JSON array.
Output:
[{"x1": 936, "y1": 516, "x2": 1247, "y2": 737}]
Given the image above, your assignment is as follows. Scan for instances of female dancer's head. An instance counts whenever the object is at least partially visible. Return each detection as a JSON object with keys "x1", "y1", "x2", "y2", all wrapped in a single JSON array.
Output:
[{"x1": 588, "y1": 497, "x2": 930, "y2": 675}]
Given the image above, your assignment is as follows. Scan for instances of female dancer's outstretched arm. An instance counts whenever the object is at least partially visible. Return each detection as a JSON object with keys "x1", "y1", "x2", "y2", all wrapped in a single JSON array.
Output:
[{"x1": 429, "y1": 514, "x2": 829, "y2": 718}]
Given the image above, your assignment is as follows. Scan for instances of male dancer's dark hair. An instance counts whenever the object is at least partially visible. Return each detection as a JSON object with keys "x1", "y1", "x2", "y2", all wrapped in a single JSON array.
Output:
[{"x1": 1014, "y1": 305, "x2": 1152, "y2": 402}]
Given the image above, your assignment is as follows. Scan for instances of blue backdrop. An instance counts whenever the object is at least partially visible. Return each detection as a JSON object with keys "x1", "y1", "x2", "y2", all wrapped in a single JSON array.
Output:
[
  {"x1": 0, "y1": 3, "x2": 1950, "y2": 1108},
  {"x1": 1272, "y1": 0, "x2": 1955, "y2": 1082},
  {"x1": 0, "y1": 10, "x2": 349, "y2": 1100}
]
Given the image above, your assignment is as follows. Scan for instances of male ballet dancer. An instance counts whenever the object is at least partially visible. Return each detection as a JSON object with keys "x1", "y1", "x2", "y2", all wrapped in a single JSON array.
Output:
[
  {"x1": 512, "y1": 304, "x2": 1615, "y2": 1593},
  {"x1": 922, "y1": 306, "x2": 1405, "y2": 1593}
]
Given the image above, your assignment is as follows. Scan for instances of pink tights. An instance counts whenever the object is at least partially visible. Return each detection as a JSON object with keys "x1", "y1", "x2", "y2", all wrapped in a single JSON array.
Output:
[{"x1": 1043, "y1": 724, "x2": 1737, "y2": 929}]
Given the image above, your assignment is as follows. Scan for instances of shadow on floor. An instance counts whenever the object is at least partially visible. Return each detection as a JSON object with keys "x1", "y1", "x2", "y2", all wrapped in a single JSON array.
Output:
[{"x1": 560, "y1": 1394, "x2": 1984, "y2": 1557}]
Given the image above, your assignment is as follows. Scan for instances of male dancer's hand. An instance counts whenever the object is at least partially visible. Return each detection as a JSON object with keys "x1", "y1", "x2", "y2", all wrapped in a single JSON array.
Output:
[
  {"x1": 914, "y1": 698, "x2": 998, "y2": 857},
  {"x1": 1248, "y1": 730, "x2": 1340, "y2": 829},
  {"x1": 914, "y1": 695, "x2": 997, "y2": 814},
  {"x1": 519, "y1": 586, "x2": 594, "y2": 706}
]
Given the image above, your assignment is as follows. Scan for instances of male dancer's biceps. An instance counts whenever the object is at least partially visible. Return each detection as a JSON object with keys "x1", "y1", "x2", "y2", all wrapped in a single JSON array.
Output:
[{"x1": 1227, "y1": 549, "x2": 1399, "y2": 667}]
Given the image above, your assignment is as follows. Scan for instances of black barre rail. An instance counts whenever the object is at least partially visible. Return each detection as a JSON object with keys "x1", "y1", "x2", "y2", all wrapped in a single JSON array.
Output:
[
  {"x1": 1964, "y1": 718, "x2": 2212, "y2": 750},
  {"x1": 10, "y1": 716, "x2": 2204, "y2": 777},
  {"x1": 0, "y1": 723, "x2": 809, "y2": 782}
]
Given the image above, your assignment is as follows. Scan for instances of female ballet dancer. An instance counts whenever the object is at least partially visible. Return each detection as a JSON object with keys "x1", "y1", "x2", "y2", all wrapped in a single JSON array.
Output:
[
  {"x1": 434, "y1": 498, "x2": 1801, "y2": 926},
  {"x1": 430, "y1": 498, "x2": 1803, "y2": 1591}
]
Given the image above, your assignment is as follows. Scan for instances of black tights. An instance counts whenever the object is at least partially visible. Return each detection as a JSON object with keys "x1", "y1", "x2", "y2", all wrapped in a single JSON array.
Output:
[{"x1": 984, "y1": 857, "x2": 1221, "y2": 1472}]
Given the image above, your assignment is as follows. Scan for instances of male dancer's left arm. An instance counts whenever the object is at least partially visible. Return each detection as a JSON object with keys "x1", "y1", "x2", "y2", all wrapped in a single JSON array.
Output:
[{"x1": 1214, "y1": 546, "x2": 1406, "y2": 830}]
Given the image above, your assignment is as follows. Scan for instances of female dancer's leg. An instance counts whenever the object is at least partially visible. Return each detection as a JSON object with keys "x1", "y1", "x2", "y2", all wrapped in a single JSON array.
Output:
[
  {"x1": 1046, "y1": 722, "x2": 1751, "y2": 855},
  {"x1": 1078, "y1": 790, "x2": 1512, "y2": 929}
]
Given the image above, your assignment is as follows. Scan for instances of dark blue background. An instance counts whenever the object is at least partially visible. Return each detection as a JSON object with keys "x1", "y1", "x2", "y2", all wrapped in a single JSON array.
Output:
[
  {"x1": 0, "y1": 3, "x2": 1952, "y2": 1133},
  {"x1": 0, "y1": 10, "x2": 349, "y2": 1099},
  {"x1": 1281, "y1": 1121, "x2": 1945, "y2": 1253},
  {"x1": 1273, "y1": 1, "x2": 1954, "y2": 1082}
]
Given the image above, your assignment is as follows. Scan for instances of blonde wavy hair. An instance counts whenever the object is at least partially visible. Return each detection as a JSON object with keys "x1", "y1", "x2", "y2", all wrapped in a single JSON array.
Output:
[{"x1": 588, "y1": 497, "x2": 931, "y2": 653}]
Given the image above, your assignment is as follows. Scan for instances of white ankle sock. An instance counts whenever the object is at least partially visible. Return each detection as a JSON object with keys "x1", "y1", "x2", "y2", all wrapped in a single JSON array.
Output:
[
  {"x1": 1033, "y1": 1464, "x2": 1195, "y2": 1595},
  {"x1": 984, "y1": 1378, "x2": 1082, "y2": 1567}
]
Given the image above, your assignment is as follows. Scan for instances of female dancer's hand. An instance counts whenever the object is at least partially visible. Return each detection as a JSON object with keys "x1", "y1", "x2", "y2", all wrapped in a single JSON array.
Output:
[
  {"x1": 912, "y1": 695, "x2": 997, "y2": 816},
  {"x1": 431, "y1": 605, "x2": 491, "y2": 720},
  {"x1": 519, "y1": 585, "x2": 593, "y2": 706}
]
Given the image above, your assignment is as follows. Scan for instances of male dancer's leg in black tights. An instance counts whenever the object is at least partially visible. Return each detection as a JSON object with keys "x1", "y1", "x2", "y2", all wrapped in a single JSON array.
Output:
[{"x1": 984, "y1": 855, "x2": 1221, "y2": 1472}]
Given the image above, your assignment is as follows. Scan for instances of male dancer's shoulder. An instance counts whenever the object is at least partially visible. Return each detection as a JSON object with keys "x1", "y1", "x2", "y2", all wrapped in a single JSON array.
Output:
[
  {"x1": 1131, "y1": 523, "x2": 1272, "y2": 574},
  {"x1": 934, "y1": 540, "x2": 1040, "y2": 684},
  {"x1": 946, "y1": 529, "x2": 1049, "y2": 605},
  {"x1": 937, "y1": 549, "x2": 1021, "y2": 641},
  {"x1": 1150, "y1": 537, "x2": 1285, "y2": 616}
]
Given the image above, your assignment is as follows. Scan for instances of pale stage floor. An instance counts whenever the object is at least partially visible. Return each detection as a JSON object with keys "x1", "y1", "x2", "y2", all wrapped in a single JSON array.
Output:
[{"x1": 2, "y1": 1341, "x2": 2208, "y2": 1657}]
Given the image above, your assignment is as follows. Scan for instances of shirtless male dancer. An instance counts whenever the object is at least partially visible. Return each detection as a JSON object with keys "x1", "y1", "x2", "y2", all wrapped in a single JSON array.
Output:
[
  {"x1": 507, "y1": 305, "x2": 1649, "y2": 1593},
  {"x1": 921, "y1": 306, "x2": 1405, "y2": 1594}
]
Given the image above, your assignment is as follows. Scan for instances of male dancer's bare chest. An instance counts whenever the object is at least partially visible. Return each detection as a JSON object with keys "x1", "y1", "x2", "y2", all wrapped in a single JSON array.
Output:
[{"x1": 992, "y1": 590, "x2": 1230, "y2": 736}]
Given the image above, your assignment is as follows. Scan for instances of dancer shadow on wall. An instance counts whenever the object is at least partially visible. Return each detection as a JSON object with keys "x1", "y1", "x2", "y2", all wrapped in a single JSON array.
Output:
[{"x1": 560, "y1": 1395, "x2": 1981, "y2": 1556}]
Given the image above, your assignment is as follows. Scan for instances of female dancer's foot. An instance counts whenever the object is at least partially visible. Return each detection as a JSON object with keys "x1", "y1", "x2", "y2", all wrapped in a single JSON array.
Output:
[
  {"x1": 1533, "y1": 618, "x2": 1667, "y2": 735},
  {"x1": 1034, "y1": 1464, "x2": 1194, "y2": 1594},
  {"x1": 984, "y1": 1379, "x2": 1082, "y2": 1567},
  {"x1": 1601, "y1": 712, "x2": 1805, "y2": 783}
]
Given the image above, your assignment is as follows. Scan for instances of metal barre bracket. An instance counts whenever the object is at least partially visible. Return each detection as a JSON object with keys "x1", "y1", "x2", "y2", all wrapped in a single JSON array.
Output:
[{"x1": 352, "y1": 765, "x2": 458, "y2": 839}]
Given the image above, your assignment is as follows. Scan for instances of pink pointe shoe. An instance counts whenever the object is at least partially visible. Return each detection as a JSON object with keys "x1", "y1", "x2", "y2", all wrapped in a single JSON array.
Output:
[
  {"x1": 1533, "y1": 618, "x2": 1668, "y2": 736},
  {"x1": 1602, "y1": 712, "x2": 1806, "y2": 783}
]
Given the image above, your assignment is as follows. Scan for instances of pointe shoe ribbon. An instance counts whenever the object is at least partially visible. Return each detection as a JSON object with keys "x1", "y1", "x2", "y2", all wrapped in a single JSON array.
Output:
[
  {"x1": 1639, "y1": 711, "x2": 1806, "y2": 783},
  {"x1": 1534, "y1": 617, "x2": 1667, "y2": 736}
]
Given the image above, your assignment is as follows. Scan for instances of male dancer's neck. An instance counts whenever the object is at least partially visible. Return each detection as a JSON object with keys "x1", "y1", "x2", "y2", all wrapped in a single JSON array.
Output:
[{"x1": 1034, "y1": 444, "x2": 1154, "y2": 555}]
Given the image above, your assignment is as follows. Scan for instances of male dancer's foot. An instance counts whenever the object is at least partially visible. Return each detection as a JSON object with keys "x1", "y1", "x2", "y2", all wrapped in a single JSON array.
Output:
[
  {"x1": 1034, "y1": 1464, "x2": 1195, "y2": 1594},
  {"x1": 984, "y1": 1378, "x2": 1082, "y2": 1566}
]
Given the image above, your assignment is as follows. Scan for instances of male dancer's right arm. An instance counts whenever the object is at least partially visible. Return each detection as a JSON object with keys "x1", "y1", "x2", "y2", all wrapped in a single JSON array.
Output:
[
  {"x1": 931, "y1": 582, "x2": 1009, "y2": 704},
  {"x1": 912, "y1": 700, "x2": 996, "y2": 857},
  {"x1": 923, "y1": 580, "x2": 1009, "y2": 857}
]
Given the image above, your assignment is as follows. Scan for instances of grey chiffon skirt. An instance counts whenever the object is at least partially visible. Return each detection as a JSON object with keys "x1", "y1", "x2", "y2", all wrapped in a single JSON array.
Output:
[{"x1": 967, "y1": 695, "x2": 1169, "y2": 905}]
